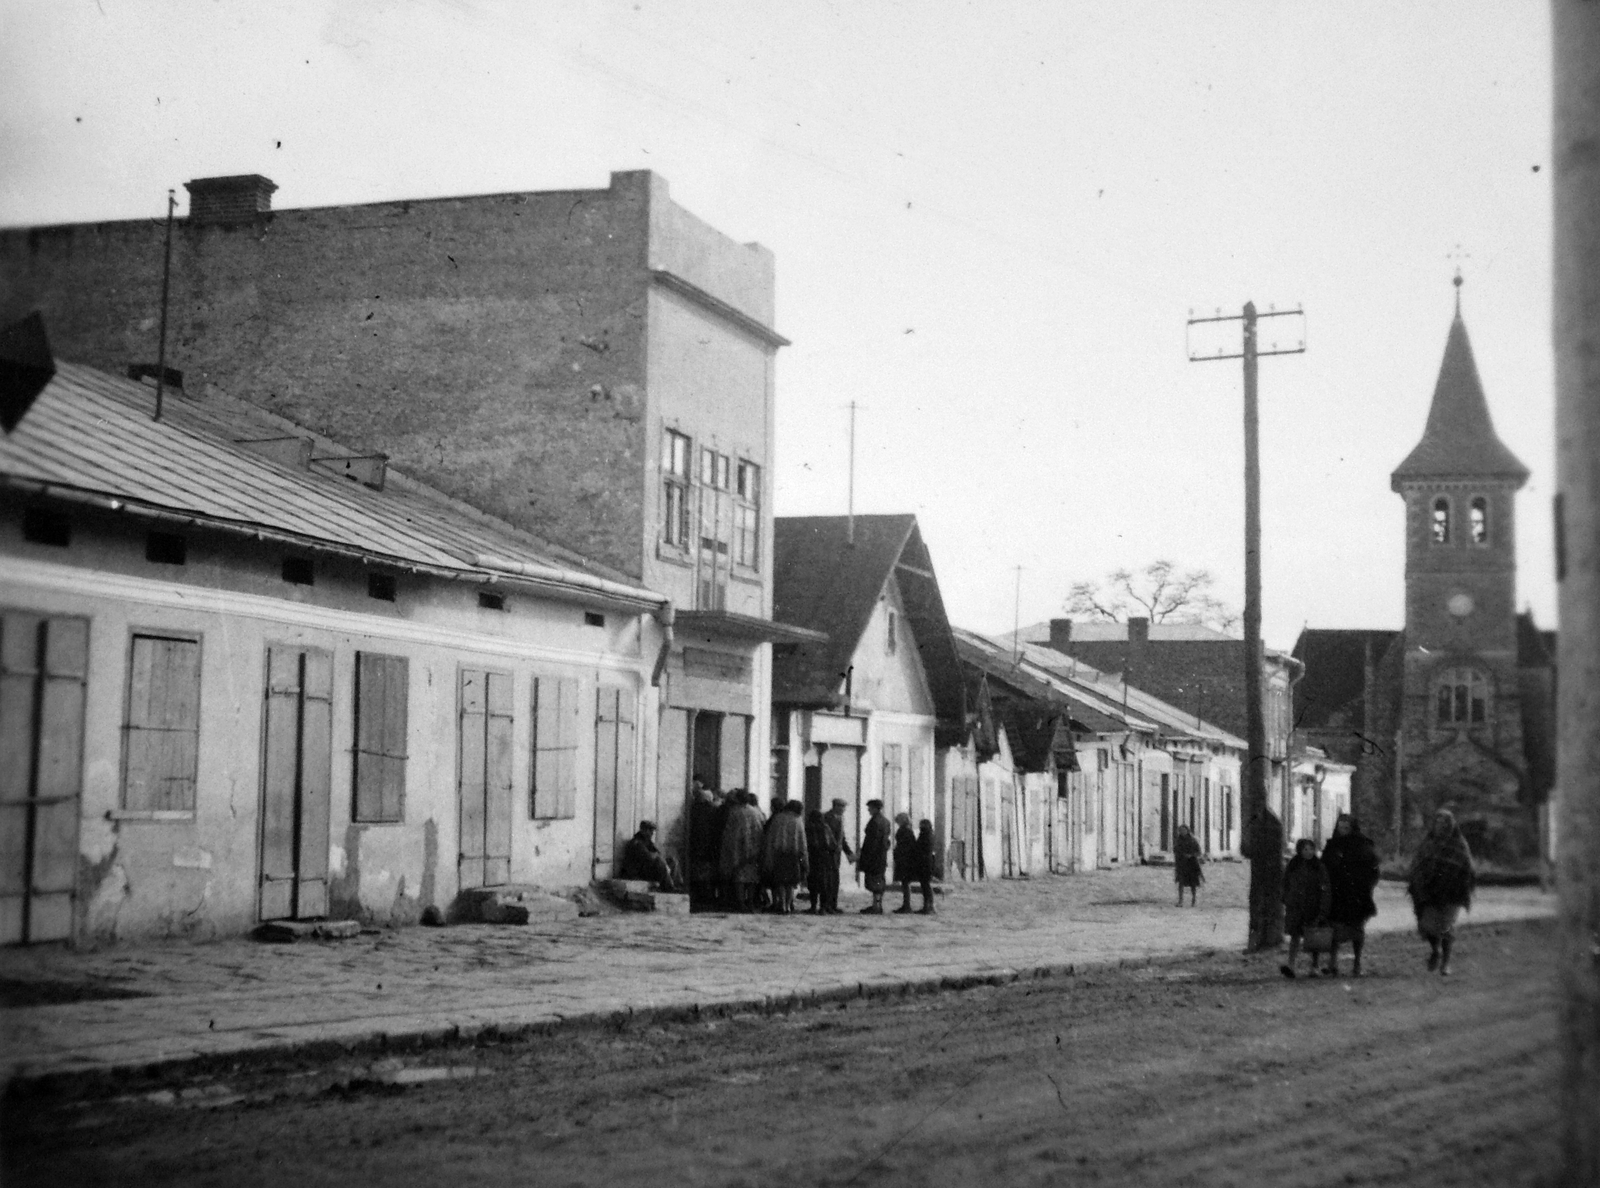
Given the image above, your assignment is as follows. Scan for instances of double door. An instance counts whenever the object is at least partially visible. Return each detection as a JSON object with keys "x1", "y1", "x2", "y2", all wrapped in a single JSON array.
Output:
[{"x1": 260, "y1": 646, "x2": 332, "y2": 921}]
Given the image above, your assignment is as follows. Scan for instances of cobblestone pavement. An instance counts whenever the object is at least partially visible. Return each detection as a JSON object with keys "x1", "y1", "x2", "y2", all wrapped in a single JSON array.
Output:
[{"x1": 0, "y1": 863, "x2": 1554, "y2": 1083}]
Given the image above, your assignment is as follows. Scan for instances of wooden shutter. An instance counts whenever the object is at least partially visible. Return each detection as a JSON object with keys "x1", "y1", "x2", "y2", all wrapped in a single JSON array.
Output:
[
  {"x1": 458, "y1": 669, "x2": 488, "y2": 888},
  {"x1": 296, "y1": 649, "x2": 333, "y2": 918},
  {"x1": 354, "y1": 653, "x2": 408, "y2": 822},
  {"x1": 593, "y1": 688, "x2": 619, "y2": 869},
  {"x1": 483, "y1": 672, "x2": 514, "y2": 886},
  {"x1": 124, "y1": 635, "x2": 201, "y2": 811},
  {"x1": 532, "y1": 675, "x2": 579, "y2": 819}
]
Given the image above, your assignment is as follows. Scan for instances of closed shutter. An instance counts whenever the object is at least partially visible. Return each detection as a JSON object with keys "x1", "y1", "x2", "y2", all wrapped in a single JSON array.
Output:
[
  {"x1": 354, "y1": 653, "x2": 408, "y2": 822},
  {"x1": 124, "y1": 634, "x2": 201, "y2": 811},
  {"x1": 532, "y1": 675, "x2": 580, "y2": 819}
]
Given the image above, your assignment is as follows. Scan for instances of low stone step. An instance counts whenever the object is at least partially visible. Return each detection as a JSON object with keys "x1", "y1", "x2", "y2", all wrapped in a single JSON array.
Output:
[
  {"x1": 597, "y1": 880, "x2": 690, "y2": 914},
  {"x1": 252, "y1": 918, "x2": 360, "y2": 943},
  {"x1": 457, "y1": 884, "x2": 580, "y2": 925}
]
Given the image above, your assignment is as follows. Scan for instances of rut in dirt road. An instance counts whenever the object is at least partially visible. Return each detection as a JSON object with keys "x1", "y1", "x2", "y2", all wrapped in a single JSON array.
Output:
[{"x1": 2, "y1": 920, "x2": 1559, "y2": 1188}]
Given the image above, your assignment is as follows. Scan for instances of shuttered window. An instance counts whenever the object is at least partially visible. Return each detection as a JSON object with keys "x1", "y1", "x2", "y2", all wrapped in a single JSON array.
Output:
[
  {"x1": 532, "y1": 675, "x2": 580, "y2": 819},
  {"x1": 122, "y1": 634, "x2": 201, "y2": 811},
  {"x1": 353, "y1": 652, "x2": 408, "y2": 822}
]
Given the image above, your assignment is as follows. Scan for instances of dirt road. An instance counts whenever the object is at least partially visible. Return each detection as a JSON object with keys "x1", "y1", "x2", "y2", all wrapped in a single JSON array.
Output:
[{"x1": 3, "y1": 919, "x2": 1558, "y2": 1188}]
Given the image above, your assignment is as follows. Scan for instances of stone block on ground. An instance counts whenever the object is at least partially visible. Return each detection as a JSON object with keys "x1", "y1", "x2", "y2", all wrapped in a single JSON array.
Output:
[
  {"x1": 251, "y1": 919, "x2": 360, "y2": 943},
  {"x1": 456, "y1": 884, "x2": 578, "y2": 925}
]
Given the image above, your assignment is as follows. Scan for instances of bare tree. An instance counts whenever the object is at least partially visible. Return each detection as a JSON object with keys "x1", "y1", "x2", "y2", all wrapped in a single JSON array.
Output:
[{"x1": 1064, "y1": 560, "x2": 1239, "y2": 632}]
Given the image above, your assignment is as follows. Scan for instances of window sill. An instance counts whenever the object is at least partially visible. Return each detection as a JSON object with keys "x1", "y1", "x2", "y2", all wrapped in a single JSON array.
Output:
[
  {"x1": 107, "y1": 809, "x2": 195, "y2": 822},
  {"x1": 352, "y1": 818, "x2": 405, "y2": 826},
  {"x1": 655, "y1": 543, "x2": 695, "y2": 568}
]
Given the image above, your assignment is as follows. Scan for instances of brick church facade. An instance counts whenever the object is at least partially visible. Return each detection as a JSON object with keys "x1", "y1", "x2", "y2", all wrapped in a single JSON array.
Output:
[{"x1": 1294, "y1": 285, "x2": 1556, "y2": 865}]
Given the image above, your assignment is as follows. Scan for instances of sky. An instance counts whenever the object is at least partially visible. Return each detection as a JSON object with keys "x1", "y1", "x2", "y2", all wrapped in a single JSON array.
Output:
[{"x1": 0, "y1": 1, "x2": 1555, "y2": 649}]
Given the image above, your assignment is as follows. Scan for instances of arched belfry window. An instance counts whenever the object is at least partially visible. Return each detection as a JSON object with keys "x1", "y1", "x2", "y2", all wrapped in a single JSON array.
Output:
[
  {"x1": 1470, "y1": 496, "x2": 1488, "y2": 545},
  {"x1": 1435, "y1": 667, "x2": 1488, "y2": 725},
  {"x1": 1431, "y1": 496, "x2": 1451, "y2": 545}
]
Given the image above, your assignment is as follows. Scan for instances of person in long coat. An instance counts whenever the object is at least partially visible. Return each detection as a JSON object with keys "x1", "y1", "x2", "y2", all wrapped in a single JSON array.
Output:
[
  {"x1": 1279, "y1": 837, "x2": 1331, "y2": 979},
  {"x1": 763, "y1": 800, "x2": 809, "y2": 914},
  {"x1": 1407, "y1": 807, "x2": 1475, "y2": 976},
  {"x1": 719, "y1": 791, "x2": 767, "y2": 913},
  {"x1": 891, "y1": 813, "x2": 919, "y2": 914},
  {"x1": 803, "y1": 809, "x2": 832, "y2": 914},
  {"x1": 687, "y1": 782, "x2": 721, "y2": 907},
  {"x1": 915, "y1": 818, "x2": 937, "y2": 915},
  {"x1": 821, "y1": 798, "x2": 853, "y2": 914},
  {"x1": 1321, "y1": 812, "x2": 1380, "y2": 977},
  {"x1": 1173, "y1": 824, "x2": 1204, "y2": 906},
  {"x1": 856, "y1": 799, "x2": 891, "y2": 915}
]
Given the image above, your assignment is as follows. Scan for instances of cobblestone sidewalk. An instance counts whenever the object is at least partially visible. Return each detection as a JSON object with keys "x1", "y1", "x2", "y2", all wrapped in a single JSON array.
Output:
[{"x1": 0, "y1": 864, "x2": 1554, "y2": 1084}]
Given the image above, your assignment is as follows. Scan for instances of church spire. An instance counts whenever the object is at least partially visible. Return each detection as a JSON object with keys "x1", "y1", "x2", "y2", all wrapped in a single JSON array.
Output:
[{"x1": 1390, "y1": 286, "x2": 1529, "y2": 491}]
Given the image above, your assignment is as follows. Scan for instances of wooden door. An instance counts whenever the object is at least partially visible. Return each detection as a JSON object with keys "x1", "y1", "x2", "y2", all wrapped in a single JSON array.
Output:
[
  {"x1": 260, "y1": 646, "x2": 332, "y2": 920},
  {"x1": 0, "y1": 613, "x2": 88, "y2": 945},
  {"x1": 458, "y1": 669, "x2": 514, "y2": 889},
  {"x1": 593, "y1": 686, "x2": 636, "y2": 878}
]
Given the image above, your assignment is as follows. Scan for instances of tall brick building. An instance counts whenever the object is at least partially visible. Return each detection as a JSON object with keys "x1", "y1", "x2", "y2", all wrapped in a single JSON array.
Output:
[
  {"x1": 0, "y1": 170, "x2": 813, "y2": 882},
  {"x1": 1294, "y1": 287, "x2": 1555, "y2": 864}
]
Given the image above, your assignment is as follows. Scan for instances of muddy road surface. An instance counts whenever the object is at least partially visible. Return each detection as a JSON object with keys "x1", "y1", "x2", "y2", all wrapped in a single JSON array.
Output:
[{"x1": 3, "y1": 919, "x2": 1558, "y2": 1188}]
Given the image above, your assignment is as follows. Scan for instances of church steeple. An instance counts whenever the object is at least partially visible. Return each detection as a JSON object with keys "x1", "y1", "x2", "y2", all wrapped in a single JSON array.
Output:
[{"x1": 1391, "y1": 291, "x2": 1529, "y2": 491}]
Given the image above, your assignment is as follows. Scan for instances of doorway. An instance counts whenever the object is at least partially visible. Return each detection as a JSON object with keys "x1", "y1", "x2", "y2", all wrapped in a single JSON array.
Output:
[
  {"x1": 458, "y1": 668, "x2": 514, "y2": 889},
  {"x1": 260, "y1": 645, "x2": 333, "y2": 920},
  {"x1": 0, "y1": 612, "x2": 87, "y2": 944},
  {"x1": 592, "y1": 686, "x2": 636, "y2": 879}
]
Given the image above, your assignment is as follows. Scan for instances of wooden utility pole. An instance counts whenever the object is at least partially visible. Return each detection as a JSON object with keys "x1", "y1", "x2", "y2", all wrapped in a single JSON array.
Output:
[
  {"x1": 846, "y1": 399, "x2": 862, "y2": 546},
  {"x1": 1551, "y1": 4, "x2": 1600, "y2": 1181},
  {"x1": 153, "y1": 189, "x2": 176, "y2": 422},
  {"x1": 1188, "y1": 301, "x2": 1304, "y2": 951}
]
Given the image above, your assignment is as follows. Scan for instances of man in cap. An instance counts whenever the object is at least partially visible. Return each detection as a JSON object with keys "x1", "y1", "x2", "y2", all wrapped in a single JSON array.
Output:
[
  {"x1": 857, "y1": 799, "x2": 891, "y2": 914},
  {"x1": 619, "y1": 820, "x2": 679, "y2": 891},
  {"x1": 820, "y1": 797, "x2": 855, "y2": 914}
]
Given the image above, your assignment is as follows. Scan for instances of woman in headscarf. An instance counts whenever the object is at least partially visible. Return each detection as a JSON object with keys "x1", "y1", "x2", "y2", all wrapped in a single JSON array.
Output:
[
  {"x1": 804, "y1": 809, "x2": 832, "y2": 915},
  {"x1": 1279, "y1": 838, "x2": 1331, "y2": 980},
  {"x1": 1321, "y1": 812, "x2": 1380, "y2": 977},
  {"x1": 915, "y1": 819, "x2": 937, "y2": 915},
  {"x1": 892, "y1": 812, "x2": 919, "y2": 914},
  {"x1": 763, "y1": 799, "x2": 809, "y2": 915},
  {"x1": 719, "y1": 791, "x2": 767, "y2": 913},
  {"x1": 1173, "y1": 824, "x2": 1204, "y2": 906},
  {"x1": 1407, "y1": 807, "x2": 1475, "y2": 976}
]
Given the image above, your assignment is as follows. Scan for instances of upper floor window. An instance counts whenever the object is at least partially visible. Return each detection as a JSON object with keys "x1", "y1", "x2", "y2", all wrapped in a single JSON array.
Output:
[
  {"x1": 700, "y1": 447, "x2": 730, "y2": 490},
  {"x1": 1431, "y1": 496, "x2": 1451, "y2": 545},
  {"x1": 662, "y1": 429, "x2": 691, "y2": 547},
  {"x1": 1470, "y1": 496, "x2": 1488, "y2": 545},
  {"x1": 734, "y1": 460, "x2": 760, "y2": 569},
  {"x1": 1435, "y1": 667, "x2": 1488, "y2": 726}
]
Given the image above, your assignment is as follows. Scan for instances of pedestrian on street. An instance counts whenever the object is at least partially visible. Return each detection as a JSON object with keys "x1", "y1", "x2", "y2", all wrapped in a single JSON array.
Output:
[
  {"x1": 1321, "y1": 812, "x2": 1380, "y2": 977},
  {"x1": 804, "y1": 809, "x2": 832, "y2": 914},
  {"x1": 710, "y1": 789, "x2": 734, "y2": 907},
  {"x1": 1407, "y1": 807, "x2": 1475, "y2": 976},
  {"x1": 857, "y1": 799, "x2": 891, "y2": 914},
  {"x1": 892, "y1": 812, "x2": 918, "y2": 913},
  {"x1": 1173, "y1": 823, "x2": 1203, "y2": 906},
  {"x1": 763, "y1": 799, "x2": 809, "y2": 915},
  {"x1": 720, "y1": 790, "x2": 766, "y2": 913},
  {"x1": 688, "y1": 781, "x2": 720, "y2": 907},
  {"x1": 822, "y1": 798, "x2": 854, "y2": 913},
  {"x1": 915, "y1": 818, "x2": 937, "y2": 914},
  {"x1": 1280, "y1": 837, "x2": 1331, "y2": 980}
]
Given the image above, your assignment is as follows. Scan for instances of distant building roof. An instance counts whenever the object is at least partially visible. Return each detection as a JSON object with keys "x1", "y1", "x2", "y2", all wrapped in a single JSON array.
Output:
[
  {"x1": 1291, "y1": 628, "x2": 1401, "y2": 732},
  {"x1": 0, "y1": 361, "x2": 665, "y2": 611},
  {"x1": 1013, "y1": 619, "x2": 1237, "y2": 644},
  {"x1": 772, "y1": 515, "x2": 964, "y2": 742},
  {"x1": 1391, "y1": 311, "x2": 1529, "y2": 488}
]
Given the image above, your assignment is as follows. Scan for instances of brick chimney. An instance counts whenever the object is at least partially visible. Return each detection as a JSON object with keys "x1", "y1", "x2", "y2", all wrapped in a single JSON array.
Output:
[
  {"x1": 1048, "y1": 618, "x2": 1074, "y2": 653},
  {"x1": 1127, "y1": 616, "x2": 1150, "y2": 645},
  {"x1": 184, "y1": 175, "x2": 277, "y2": 225}
]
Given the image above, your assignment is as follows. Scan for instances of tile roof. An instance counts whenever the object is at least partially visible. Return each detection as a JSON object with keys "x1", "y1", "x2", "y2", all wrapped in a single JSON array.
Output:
[
  {"x1": 0, "y1": 362, "x2": 665, "y2": 610},
  {"x1": 1391, "y1": 313, "x2": 1529, "y2": 487}
]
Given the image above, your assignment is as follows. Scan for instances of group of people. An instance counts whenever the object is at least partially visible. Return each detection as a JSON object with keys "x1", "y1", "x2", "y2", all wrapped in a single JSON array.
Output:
[
  {"x1": 1274, "y1": 808, "x2": 1476, "y2": 979},
  {"x1": 677, "y1": 783, "x2": 938, "y2": 917}
]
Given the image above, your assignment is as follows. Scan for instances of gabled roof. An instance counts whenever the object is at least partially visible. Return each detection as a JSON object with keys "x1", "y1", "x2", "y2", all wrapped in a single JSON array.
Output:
[
  {"x1": 1291, "y1": 628, "x2": 1401, "y2": 731},
  {"x1": 0, "y1": 362, "x2": 665, "y2": 611},
  {"x1": 1391, "y1": 312, "x2": 1529, "y2": 489},
  {"x1": 953, "y1": 628, "x2": 1142, "y2": 736},
  {"x1": 1515, "y1": 611, "x2": 1557, "y2": 668},
  {"x1": 771, "y1": 515, "x2": 964, "y2": 741}
]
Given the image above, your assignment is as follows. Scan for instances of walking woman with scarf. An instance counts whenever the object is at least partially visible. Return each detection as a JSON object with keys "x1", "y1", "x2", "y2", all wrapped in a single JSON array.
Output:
[
  {"x1": 1407, "y1": 808, "x2": 1476, "y2": 976},
  {"x1": 1321, "y1": 812, "x2": 1380, "y2": 977}
]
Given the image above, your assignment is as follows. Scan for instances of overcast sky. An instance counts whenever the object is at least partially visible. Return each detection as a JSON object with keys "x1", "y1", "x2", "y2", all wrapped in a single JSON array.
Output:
[{"x1": 0, "y1": 1, "x2": 1554, "y2": 648}]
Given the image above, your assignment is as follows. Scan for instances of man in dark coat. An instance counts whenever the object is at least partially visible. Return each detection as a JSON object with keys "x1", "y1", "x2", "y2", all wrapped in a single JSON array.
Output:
[
  {"x1": 1321, "y1": 812, "x2": 1380, "y2": 977},
  {"x1": 687, "y1": 781, "x2": 720, "y2": 906},
  {"x1": 619, "y1": 821, "x2": 679, "y2": 890},
  {"x1": 892, "y1": 812, "x2": 919, "y2": 913},
  {"x1": 857, "y1": 799, "x2": 891, "y2": 914},
  {"x1": 820, "y1": 798, "x2": 854, "y2": 914}
]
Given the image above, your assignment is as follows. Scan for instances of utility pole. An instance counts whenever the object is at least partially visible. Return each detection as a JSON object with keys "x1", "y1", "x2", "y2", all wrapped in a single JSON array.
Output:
[
  {"x1": 1551, "y1": 3, "x2": 1600, "y2": 1180},
  {"x1": 1012, "y1": 565, "x2": 1023, "y2": 665},
  {"x1": 1187, "y1": 300, "x2": 1305, "y2": 951},
  {"x1": 846, "y1": 399, "x2": 862, "y2": 546},
  {"x1": 153, "y1": 189, "x2": 176, "y2": 422}
]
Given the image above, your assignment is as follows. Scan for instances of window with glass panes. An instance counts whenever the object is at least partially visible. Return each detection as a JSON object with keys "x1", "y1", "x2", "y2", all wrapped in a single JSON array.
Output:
[
  {"x1": 662, "y1": 429, "x2": 692, "y2": 547},
  {"x1": 697, "y1": 448, "x2": 733, "y2": 609},
  {"x1": 734, "y1": 459, "x2": 760, "y2": 569},
  {"x1": 1435, "y1": 667, "x2": 1488, "y2": 725}
]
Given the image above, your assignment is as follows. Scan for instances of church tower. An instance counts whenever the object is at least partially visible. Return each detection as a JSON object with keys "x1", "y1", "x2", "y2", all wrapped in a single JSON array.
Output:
[{"x1": 1389, "y1": 278, "x2": 1534, "y2": 860}]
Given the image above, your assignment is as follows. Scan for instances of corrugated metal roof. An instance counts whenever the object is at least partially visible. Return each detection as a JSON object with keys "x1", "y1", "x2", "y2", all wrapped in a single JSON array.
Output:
[{"x1": 0, "y1": 362, "x2": 664, "y2": 609}]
